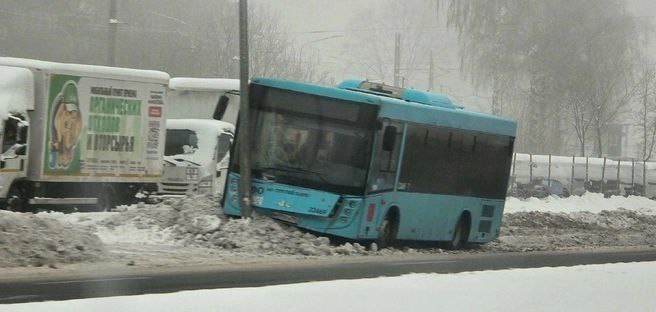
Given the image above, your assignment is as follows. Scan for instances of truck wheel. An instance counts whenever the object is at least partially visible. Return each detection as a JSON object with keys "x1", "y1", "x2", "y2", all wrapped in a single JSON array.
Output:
[
  {"x1": 96, "y1": 185, "x2": 115, "y2": 212},
  {"x1": 7, "y1": 185, "x2": 27, "y2": 212}
]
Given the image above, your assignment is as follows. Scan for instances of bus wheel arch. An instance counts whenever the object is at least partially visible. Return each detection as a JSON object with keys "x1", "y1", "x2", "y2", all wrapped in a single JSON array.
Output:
[
  {"x1": 377, "y1": 206, "x2": 400, "y2": 249},
  {"x1": 447, "y1": 210, "x2": 471, "y2": 250}
]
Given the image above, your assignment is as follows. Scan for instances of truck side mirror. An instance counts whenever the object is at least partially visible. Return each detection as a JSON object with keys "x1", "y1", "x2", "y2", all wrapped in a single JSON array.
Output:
[
  {"x1": 213, "y1": 95, "x2": 230, "y2": 120},
  {"x1": 382, "y1": 125, "x2": 397, "y2": 151}
]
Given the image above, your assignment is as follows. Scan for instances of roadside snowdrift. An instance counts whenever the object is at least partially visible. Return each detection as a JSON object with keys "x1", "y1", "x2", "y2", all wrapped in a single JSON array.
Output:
[
  {"x1": 4, "y1": 193, "x2": 656, "y2": 268},
  {"x1": 83, "y1": 196, "x2": 372, "y2": 256},
  {"x1": 488, "y1": 209, "x2": 656, "y2": 252},
  {"x1": 0, "y1": 211, "x2": 106, "y2": 267},
  {"x1": 505, "y1": 192, "x2": 656, "y2": 214}
]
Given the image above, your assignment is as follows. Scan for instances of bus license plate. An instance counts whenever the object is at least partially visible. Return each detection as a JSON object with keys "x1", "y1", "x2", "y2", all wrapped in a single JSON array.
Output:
[{"x1": 271, "y1": 212, "x2": 298, "y2": 224}]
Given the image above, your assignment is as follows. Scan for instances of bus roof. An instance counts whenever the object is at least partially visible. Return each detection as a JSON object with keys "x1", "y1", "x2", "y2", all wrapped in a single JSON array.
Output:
[
  {"x1": 0, "y1": 57, "x2": 170, "y2": 85},
  {"x1": 251, "y1": 78, "x2": 517, "y2": 137}
]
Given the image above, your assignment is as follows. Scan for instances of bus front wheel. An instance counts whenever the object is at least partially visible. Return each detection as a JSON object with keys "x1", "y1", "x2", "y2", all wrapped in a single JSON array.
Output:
[{"x1": 377, "y1": 214, "x2": 398, "y2": 249}]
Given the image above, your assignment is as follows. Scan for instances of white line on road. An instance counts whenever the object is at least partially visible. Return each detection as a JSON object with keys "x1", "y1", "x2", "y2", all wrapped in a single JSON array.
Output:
[
  {"x1": 37, "y1": 276, "x2": 151, "y2": 285},
  {"x1": 0, "y1": 295, "x2": 39, "y2": 302},
  {"x1": 389, "y1": 260, "x2": 457, "y2": 266}
]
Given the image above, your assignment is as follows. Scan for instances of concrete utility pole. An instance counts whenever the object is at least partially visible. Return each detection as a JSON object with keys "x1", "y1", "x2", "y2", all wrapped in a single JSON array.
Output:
[
  {"x1": 429, "y1": 50, "x2": 434, "y2": 91},
  {"x1": 107, "y1": 0, "x2": 118, "y2": 66},
  {"x1": 393, "y1": 33, "x2": 401, "y2": 87},
  {"x1": 238, "y1": 0, "x2": 253, "y2": 218}
]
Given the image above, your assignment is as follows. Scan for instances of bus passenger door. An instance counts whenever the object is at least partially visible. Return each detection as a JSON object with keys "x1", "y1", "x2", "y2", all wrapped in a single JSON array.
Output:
[{"x1": 362, "y1": 120, "x2": 403, "y2": 239}]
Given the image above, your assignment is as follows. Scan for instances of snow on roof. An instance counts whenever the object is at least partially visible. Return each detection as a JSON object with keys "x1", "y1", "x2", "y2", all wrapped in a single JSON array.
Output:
[
  {"x1": 0, "y1": 65, "x2": 33, "y2": 130},
  {"x1": 166, "y1": 119, "x2": 235, "y2": 133},
  {"x1": 169, "y1": 77, "x2": 240, "y2": 92},
  {"x1": 0, "y1": 57, "x2": 170, "y2": 85}
]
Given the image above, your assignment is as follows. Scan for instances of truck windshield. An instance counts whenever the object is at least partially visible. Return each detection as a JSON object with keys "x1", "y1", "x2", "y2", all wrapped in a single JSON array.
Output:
[
  {"x1": 164, "y1": 129, "x2": 199, "y2": 156},
  {"x1": 233, "y1": 85, "x2": 378, "y2": 195}
]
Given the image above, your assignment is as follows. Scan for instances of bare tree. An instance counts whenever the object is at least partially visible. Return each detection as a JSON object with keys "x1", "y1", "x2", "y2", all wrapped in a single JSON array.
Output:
[
  {"x1": 441, "y1": 0, "x2": 645, "y2": 156},
  {"x1": 0, "y1": 0, "x2": 327, "y2": 82},
  {"x1": 344, "y1": 0, "x2": 437, "y2": 87},
  {"x1": 633, "y1": 61, "x2": 656, "y2": 160}
]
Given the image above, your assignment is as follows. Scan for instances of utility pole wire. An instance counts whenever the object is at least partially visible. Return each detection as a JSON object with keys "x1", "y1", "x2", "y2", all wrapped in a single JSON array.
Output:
[{"x1": 107, "y1": 0, "x2": 117, "y2": 66}]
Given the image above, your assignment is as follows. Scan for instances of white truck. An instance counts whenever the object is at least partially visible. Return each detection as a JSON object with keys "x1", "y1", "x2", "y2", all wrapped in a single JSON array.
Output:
[
  {"x1": 153, "y1": 78, "x2": 239, "y2": 198},
  {"x1": 0, "y1": 58, "x2": 169, "y2": 212},
  {"x1": 159, "y1": 119, "x2": 234, "y2": 197}
]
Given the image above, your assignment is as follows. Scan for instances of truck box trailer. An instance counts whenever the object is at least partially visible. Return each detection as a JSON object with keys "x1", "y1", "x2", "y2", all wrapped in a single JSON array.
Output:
[{"x1": 0, "y1": 57, "x2": 169, "y2": 211}]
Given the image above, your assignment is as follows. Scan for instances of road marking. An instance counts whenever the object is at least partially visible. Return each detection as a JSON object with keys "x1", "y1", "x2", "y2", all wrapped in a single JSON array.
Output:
[
  {"x1": 38, "y1": 276, "x2": 151, "y2": 285},
  {"x1": 389, "y1": 260, "x2": 457, "y2": 266},
  {"x1": 0, "y1": 295, "x2": 39, "y2": 302}
]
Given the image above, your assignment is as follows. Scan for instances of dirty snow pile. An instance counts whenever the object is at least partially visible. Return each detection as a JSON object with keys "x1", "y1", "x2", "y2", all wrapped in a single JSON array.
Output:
[
  {"x1": 0, "y1": 210, "x2": 107, "y2": 267},
  {"x1": 486, "y1": 193, "x2": 656, "y2": 252},
  {"x1": 84, "y1": 196, "x2": 374, "y2": 256},
  {"x1": 27, "y1": 192, "x2": 656, "y2": 264}
]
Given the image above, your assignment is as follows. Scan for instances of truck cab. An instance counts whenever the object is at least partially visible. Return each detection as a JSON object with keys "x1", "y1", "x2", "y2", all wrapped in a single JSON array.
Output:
[
  {"x1": 158, "y1": 119, "x2": 234, "y2": 198},
  {"x1": 0, "y1": 66, "x2": 33, "y2": 210}
]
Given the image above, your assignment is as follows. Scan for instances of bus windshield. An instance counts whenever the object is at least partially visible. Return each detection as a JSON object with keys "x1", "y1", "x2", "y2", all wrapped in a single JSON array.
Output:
[{"x1": 235, "y1": 85, "x2": 378, "y2": 195}]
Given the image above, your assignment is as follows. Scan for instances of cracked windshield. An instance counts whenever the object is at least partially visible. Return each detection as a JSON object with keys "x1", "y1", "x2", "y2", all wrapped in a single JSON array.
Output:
[{"x1": 2, "y1": 1, "x2": 656, "y2": 311}]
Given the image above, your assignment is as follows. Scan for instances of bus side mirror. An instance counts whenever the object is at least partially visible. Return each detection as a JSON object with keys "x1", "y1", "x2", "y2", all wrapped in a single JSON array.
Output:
[
  {"x1": 213, "y1": 95, "x2": 230, "y2": 121},
  {"x1": 382, "y1": 125, "x2": 397, "y2": 151},
  {"x1": 15, "y1": 144, "x2": 26, "y2": 156},
  {"x1": 18, "y1": 126, "x2": 28, "y2": 144}
]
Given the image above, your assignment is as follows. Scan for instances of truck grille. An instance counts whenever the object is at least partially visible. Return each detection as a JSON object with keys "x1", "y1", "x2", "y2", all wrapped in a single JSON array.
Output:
[{"x1": 158, "y1": 182, "x2": 196, "y2": 195}]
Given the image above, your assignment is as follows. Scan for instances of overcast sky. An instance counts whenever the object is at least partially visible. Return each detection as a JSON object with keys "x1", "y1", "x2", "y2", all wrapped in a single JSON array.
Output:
[{"x1": 265, "y1": 0, "x2": 656, "y2": 113}]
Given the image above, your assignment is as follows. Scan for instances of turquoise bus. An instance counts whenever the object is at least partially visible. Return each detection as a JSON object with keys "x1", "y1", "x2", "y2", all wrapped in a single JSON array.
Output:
[{"x1": 222, "y1": 78, "x2": 516, "y2": 248}]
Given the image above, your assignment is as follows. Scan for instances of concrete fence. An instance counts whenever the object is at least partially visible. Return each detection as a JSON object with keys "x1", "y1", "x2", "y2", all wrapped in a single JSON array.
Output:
[{"x1": 510, "y1": 153, "x2": 656, "y2": 198}]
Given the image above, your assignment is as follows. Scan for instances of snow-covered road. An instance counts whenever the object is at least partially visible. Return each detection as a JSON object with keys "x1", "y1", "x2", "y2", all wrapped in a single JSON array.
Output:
[{"x1": 2, "y1": 261, "x2": 655, "y2": 312}]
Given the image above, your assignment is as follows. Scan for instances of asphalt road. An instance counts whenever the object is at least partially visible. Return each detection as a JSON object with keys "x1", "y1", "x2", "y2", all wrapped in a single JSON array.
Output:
[{"x1": 1, "y1": 248, "x2": 656, "y2": 304}]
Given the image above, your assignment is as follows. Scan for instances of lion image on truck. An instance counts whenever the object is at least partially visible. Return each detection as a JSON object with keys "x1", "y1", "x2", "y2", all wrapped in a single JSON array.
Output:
[{"x1": 0, "y1": 57, "x2": 169, "y2": 212}]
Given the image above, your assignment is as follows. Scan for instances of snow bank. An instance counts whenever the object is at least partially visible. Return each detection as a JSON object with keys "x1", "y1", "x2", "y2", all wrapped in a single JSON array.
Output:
[
  {"x1": 25, "y1": 193, "x2": 656, "y2": 263},
  {"x1": 3, "y1": 261, "x2": 655, "y2": 312},
  {"x1": 489, "y1": 207, "x2": 656, "y2": 252},
  {"x1": 505, "y1": 192, "x2": 656, "y2": 215},
  {"x1": 50, "y1": 196, "x2": 374, "y2": 257},
  {"x1": 0, "y1": 210, "x2": 107, "y2": 267}
]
